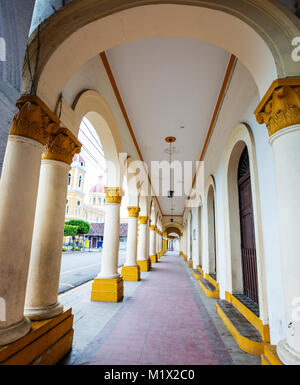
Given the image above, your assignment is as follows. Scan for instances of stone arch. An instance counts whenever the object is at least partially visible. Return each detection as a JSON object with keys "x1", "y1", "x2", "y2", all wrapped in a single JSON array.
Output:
[
  {"x1": 205, "y1": 175, "x2": 218, "y2": 279},
  {"x1": 73, "y1": 90, "x2": 123, "y2": 188},
  {"x1": 223, "y1": 122, "x2": 268, "y2": 324},
  {"x1": 23, "y1": 0, "x2": 300, "y2": 111}
]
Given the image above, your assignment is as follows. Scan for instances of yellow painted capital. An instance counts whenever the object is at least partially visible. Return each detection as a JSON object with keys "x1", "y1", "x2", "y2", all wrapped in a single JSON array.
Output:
[
  {"x1": 105, "y1": 187, "x2": 122, "y2": 204},
  {"x1": 42, "y1": 127, "x2": 81, "y2": 165},
  {"x1": 255, "y1": 77, "x2": 300, "y2": 137},
  {"x1": 10, "y1": 95, "x2": 61, "y2": 146},
  {"x1": 150, "y1": 225, "x2": 156, "y2": 231},
  {"x1": 139, "y1": 216, "x2": 148, "y2": 225},
  {"x1": 128, "y1": 206, "x2": 140, "y2": 218}
]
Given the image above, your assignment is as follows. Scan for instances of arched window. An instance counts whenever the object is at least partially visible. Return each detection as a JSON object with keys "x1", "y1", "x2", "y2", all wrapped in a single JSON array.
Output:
[
  {"x1": 96, "y1": 216, "x2": 99, "y2": 223},
  {"x1": 77, "y1": 201, "x2": 81, "y2": 206},
  {"x1": 68, "y1": 173, "x2": 71, "y2": 186},
  {"x1": 78, "y1": 175, "x2": 82, "y2": 189},
  {"x1": 98, "y1": 198, "x2": 101, "y2": 205}
]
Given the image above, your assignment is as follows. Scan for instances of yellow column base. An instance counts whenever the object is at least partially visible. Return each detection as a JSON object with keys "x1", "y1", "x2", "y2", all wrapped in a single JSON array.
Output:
[
  {"x1": 137, "y1": 260, "x2": 151, "y2": 272},
  {"x1": 0, "y1": 308, "x2": 73, "y2": 365},
  {"x1": 91, "y1": 277, "x2": 124, "y2": 302},
  {"x1": 150, "y1": 255, "x2": 157, "y2": 264},
  {"x1": 186, "y1": 260, "x2": 193, "y2": 268},
  {"x1": 121, "y1": 265, "x2": 141, "y2": 281}
]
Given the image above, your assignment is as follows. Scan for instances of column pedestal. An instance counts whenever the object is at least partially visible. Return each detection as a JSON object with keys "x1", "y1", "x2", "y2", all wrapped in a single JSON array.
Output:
[
  {"x1": 137, "y1": 216, "x2": 151, "y2": 272},
  {"x1": 91, "y1": 188, "x2": 123, "y2": 302}
]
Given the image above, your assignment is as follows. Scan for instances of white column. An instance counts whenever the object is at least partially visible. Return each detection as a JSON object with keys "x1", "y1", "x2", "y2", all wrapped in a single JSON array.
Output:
[
  {"x1": 24, "y1": 128, "x2": 80, "y2": 321},
  {"x1": 187, "y1": 215, "x2": 191, "y2": 261},
  {"x1": 98, "y1": 190, "x2": 122, "y2": 279},
  {"x1": 149, "y1": 225, "x2": 157, "y2": 262},
  {"x1": 270, "y1": 125, "x2": 300, "y2": 365},
  {"x1": 137, "y1": 217, "x2": 148, "y2": 261},
  {"x1": 125, "y1": 207, "x2": 140, "y2": 266},
  {"x1": 0, "y1": 96, "x2": 61, "y2": 346}
]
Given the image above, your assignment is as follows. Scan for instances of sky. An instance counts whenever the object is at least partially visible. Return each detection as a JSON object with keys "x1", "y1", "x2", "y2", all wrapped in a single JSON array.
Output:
[{"x1": 78, "y1": 117, "x2": 128, "y2": 218}]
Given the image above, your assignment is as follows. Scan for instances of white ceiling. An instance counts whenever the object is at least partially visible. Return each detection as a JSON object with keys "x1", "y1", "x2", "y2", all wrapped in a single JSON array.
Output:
[{"x1": 106, "y1": 37, "x2": 230, "y2": 216}]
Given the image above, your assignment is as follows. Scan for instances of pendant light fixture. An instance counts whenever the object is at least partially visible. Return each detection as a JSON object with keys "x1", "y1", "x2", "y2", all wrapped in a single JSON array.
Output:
[{"x1": 165, "y1": 137, "x2": 176, "y2": 199}]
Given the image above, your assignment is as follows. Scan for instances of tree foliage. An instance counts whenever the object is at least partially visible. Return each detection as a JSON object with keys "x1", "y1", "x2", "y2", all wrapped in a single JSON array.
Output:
[
  {"x1": 64, "y1": 225, "x2": 78, "y2": 237},
  {"x1": 65, "y1": 220, "x2": 90, "y2": 235}
]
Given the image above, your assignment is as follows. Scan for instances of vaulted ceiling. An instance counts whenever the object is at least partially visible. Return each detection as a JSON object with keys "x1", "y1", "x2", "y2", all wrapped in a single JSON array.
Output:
[{"x1": 106, "y1": 37, "x2": 231, "y2": 216}]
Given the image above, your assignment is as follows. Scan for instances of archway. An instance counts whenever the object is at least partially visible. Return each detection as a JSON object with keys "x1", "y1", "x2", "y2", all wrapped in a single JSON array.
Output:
[
  {"x1": 24, "y1": 0, "x2": 300, "y2": 112},
  {"x1": 206, "y1": 179, "x2": 217, "y2": 280},
  {"x1": 224, "y1": 123, "x2": 269, "y2": 323}
]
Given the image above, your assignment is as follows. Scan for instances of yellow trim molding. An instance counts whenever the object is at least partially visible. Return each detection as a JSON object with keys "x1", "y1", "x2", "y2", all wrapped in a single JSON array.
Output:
[
  {"x1": 205, "y1": 274, "x2": 220, "y2": 293},
  {"x1": 261, "y1": 344, "x2": 283, "y2": 365},
  {"x1": 225, "y1": 292, "x2": 270, "y2": 343},
  {"x1": 186, "y1": 260, "x2": 193, "y2": 268},
  {"x1": 121, "y1": 265, "x2": 141, "y2": 281},
  {"x1": 127, "y1": 207, "x2": 140, "y2": 218},
  {"x1": 255, "y1": 77, "x2": 300, "y2": 136},
  {"x1": 0, "y1": 308, "x2": 73, "y2": 365},
  {"x1": 199, "y1": 279, "x2": 220, "y2": 299},
  {"x1": 91, "y1": 277, "x2": 123, "y2": 302},
  {"x1": 216, "y1": 302, "x2": 264, "y2": 356},
  {"x1": 192, "y1": 269, "x2": 202, "y2": 280},
  {"x1": 105, "y1": 187, "x2": 122, "y2": 205}
]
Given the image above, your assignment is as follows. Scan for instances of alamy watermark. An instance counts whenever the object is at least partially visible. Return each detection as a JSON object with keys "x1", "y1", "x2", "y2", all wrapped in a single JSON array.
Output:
[
  {"x1": 0, "y1": 37, "x2": 6, "y2": 62},
  {"x1": 292, "y1": 37, "x2": 300, "y2": 62},
  {"x1": 0, "y1": 297, "x2": 6, "y2": 322}
]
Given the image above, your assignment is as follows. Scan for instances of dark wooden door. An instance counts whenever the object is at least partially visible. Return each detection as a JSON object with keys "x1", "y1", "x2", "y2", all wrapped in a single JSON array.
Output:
[{"x1": 238, "y1": 148, "x2": 259, "y2": 303}]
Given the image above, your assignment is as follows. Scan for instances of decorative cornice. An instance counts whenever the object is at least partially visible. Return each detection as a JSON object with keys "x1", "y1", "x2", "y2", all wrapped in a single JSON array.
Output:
[
  {"x1": 255, "y1": 77, "x2": 300, "y2": 137},
  {"x1": 105, "y1": 187, "x2": 122, "y2": 204},
  {"x1": 139, "y1": 216, "x2": 148, "y2": 225},
  {"x1": 42, "y1": 127, "x2": 81, "y2": 165},
  {"x1": 10, "y1": 95, "x2": 61, "y2": 146},
  {"x1": 128, "y1": 206, "x2": 140, "y2": 218}
]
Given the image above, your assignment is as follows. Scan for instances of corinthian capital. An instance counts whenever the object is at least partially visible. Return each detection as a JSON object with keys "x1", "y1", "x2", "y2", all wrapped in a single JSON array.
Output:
[
  {"x1": 255, "y1": 78, "x2": 300, "y2": 136},
  {"x1": 128, "y1": 207, "x2": 140, "y2": 218},
  {"x1": 10, "y1": 95, "x2": 61, "y2": 145},
  {"x1": 42, "y1": 127, "x2": 81, "y2": 165},
  {"x1": 105, "y1": 187, "x2": 122, "y2": 204}
]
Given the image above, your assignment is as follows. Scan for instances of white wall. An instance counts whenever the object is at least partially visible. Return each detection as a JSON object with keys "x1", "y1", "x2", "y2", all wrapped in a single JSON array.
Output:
[{"x1": 197, "y1": 60, "x2": 285, "y2": 344}]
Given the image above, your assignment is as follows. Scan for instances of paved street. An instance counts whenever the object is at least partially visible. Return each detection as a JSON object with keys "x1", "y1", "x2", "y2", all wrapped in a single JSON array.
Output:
[{"x1": 59, "y1": 247, "x2": 127, "y2": 294}]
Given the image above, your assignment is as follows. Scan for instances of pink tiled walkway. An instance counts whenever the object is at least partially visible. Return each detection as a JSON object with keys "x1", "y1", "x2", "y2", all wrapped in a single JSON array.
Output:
[{"x1": 77, "y1": 253, "x2": 233, "y2": 365}]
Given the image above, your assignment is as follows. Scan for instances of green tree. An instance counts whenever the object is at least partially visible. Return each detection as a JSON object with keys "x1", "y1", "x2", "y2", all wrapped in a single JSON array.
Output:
[
  {"x1": 64, "y1": 224, "x2": 78, "y2": 237},
  {"x1": 65, "y1": 220, "x2": 90, "y2": 235}
]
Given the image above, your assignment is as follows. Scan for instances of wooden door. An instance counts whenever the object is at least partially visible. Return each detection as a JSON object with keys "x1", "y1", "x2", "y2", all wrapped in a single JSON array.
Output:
[{"x1": 238, "y1": 148, "x2": 259, "y2": 303}]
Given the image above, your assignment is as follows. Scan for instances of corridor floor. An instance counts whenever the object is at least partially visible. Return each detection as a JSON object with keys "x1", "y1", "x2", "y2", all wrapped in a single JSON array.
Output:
[{"x1": 60, "y1": 253, "x2": 260, "y2": 365}]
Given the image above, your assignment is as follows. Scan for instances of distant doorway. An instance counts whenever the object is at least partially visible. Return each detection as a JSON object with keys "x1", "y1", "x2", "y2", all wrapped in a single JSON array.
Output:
[{"x1": 238, "y1": 148, "x2": 258, "y2": 304}]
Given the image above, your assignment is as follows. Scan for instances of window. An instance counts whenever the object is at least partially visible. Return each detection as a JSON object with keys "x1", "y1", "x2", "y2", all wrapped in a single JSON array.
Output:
[
  {"x1": 81, "y1": 162, "x2": 84, "y2": 167},
  {"x1": 78, "y1": 175, "x2": 82, "y2": 189},
  {"x1": 68, "y1": 173, "x2": 71, "y2": 186},
  {"x1": 77, "y1": 201, "x2": 81, "y2": 206},
  {"x1": 98, "y1": 198, "x2": 101, "y2": 205},
  {"x1": 96, "y1": 217, "x2": 99, "y2": 223},
  {"x1": 85, "y1": 213, "x2": 89, "y2": 221},
  {"x1": 93, "y1": 198, "x2": 96, "y2": 205},
  {"x1": 66, "y1": 205, "x2": 69, "y2": 214}
]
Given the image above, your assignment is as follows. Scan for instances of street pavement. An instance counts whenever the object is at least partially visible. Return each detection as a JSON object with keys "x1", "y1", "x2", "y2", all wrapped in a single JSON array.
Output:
[{"x1": 58, "y1": 247, "x2": 127, "y2": 294}]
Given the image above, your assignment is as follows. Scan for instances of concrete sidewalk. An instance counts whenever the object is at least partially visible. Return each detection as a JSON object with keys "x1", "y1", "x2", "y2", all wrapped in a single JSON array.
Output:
[{"x1": 59, "y1": 253, "x2": 260, "y2": 365}]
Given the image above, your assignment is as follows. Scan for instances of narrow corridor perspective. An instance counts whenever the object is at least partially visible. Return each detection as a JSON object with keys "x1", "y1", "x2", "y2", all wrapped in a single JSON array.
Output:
[{"x1": 60, "y1": 253, "x2": 260, "y2": 365}]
